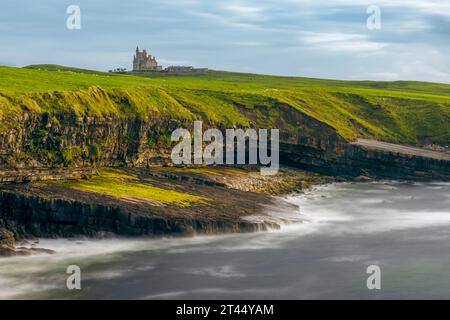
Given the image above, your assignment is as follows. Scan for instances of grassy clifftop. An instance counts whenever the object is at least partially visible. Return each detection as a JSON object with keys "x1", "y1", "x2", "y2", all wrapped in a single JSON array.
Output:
[{"x1": 0, "y1": 65, "x2": 449, "y2": 145}]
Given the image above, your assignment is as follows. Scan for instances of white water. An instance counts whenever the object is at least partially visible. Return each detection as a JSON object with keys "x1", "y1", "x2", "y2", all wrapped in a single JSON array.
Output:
[{"x1": 1, "y1": 181, "x2": 450, "y2": 299}]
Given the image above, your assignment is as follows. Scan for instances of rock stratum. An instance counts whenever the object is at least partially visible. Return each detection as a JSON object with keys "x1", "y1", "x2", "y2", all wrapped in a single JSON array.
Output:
[
  {"x1": 0, "y1": 102, "x2": 447, "y2": 182},
  {"x1": 0, "y1": 167, "x2": 320, "y2": 242}
]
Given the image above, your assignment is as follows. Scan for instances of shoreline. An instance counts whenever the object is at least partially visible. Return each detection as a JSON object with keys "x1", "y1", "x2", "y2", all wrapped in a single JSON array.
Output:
[
  {"x1": 0, "y1": 182, "x2": 333, "y2": 260},
  {"x1": 2, "y1": 163, "x2": 448, "y2": 258},
  {"x1": 0, "y1": 166, "x2": 334, "y2": 256}
]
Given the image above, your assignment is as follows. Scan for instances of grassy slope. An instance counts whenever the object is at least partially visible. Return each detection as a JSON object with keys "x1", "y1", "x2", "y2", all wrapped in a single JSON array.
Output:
[
  {"x1": 24, "y1": 64, "x2": 111, "y2": 76},
  {"x1": 0, "y1": 65, "x2": 449, "y2": 145}
]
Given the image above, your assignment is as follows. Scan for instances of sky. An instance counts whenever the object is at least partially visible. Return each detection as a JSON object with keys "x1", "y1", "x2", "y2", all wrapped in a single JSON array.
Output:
[{"x1": 0, "y1": 0, "x2": 449, "y2": 83}]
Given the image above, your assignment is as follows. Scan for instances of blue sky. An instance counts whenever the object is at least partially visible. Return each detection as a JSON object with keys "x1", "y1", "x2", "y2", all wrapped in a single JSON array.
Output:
[{"x1": 1, "y1": 0, "x2": 449, "y2": 82}]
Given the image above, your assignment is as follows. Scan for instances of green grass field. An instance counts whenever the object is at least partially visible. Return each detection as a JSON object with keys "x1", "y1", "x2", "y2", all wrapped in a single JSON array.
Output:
[{"x1": 0, "y1": 65, "x2": 449, "y2": 145}]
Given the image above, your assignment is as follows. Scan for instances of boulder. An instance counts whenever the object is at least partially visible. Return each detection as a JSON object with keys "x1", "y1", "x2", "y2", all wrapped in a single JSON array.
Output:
[
  {"x1": 354, "y1": 175, "x2": 373, "y2": 182},
  {"x1": 16, "y1": 247, "x2": 56, "y2": 256},
  {"x1": 0, "y1": 228, "x2": 16, "y2": 257}
]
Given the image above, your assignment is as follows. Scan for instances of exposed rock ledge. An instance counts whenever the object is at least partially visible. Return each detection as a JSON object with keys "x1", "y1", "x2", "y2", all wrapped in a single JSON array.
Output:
[
  {"x1": 354, "y1": 139, "x2": 450, "y2": 161},
  {"x1": 0, "y1": 167, "x2": 320, "y2": 240},
  {"x1": 0, "y1": 167, "x2": 98, "y2": 183}
]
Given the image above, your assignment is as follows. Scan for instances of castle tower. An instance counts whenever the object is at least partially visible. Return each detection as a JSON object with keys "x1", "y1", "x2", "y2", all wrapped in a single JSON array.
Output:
[{"x1": 133, "y1": 47, "x2": 162, "y2": 72}]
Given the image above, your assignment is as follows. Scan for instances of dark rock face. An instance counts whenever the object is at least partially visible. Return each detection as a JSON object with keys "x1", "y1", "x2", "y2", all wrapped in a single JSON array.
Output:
[
  {"x1": 0, "y1": 105, "x2": 448, "y2": 182},
  {"x1": 280, "y1": 139, "x2": 450, "y2": 181},
  {"x1": 0, "y1": 113, "x2": 181, "y2": 170},
  {"x1": 0, "y1": 189, "x2": 276, "y2": 238},
  {"x1": 0, "y1": 167, "x2": 98, "y2": 183},
  {"x1": 0, "y1": 228, "x2": 15, "y2": 256}
]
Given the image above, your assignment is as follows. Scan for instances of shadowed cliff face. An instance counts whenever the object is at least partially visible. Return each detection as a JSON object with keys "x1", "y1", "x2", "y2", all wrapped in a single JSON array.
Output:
[
  {"x1": 0, "y1": 112, "x2": 183, "y2": 169},
  {"x1": 281, "y1": 143, "x2": 450, "y2": 180},
  {"x1": 0, "y1": 99, "x2": 448, "y2": 181},
  {"x1": 0, "y1": 190, "x2": 269, "y2": 237}
]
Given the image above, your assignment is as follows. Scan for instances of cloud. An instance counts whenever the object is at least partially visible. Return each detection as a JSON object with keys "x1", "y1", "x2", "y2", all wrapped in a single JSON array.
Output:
[
  {"x1": 188, "y1": 10, "x2": 259, "y2": 29},
  {"x1": 302, "y1": 32, "x2": 367, "y2": 43},
  {"x1": 380, "y1": 0, "x2": 450, "y2": 19},
  {"x1": 232, "y1": 41, "x2": 265, "y2": 47},
  {"x1": 222, "y1": 3, "x2": 266, "y2": 20},
  {"x1": 300, "y1": 32, "x2": 387, "y2": 53}
]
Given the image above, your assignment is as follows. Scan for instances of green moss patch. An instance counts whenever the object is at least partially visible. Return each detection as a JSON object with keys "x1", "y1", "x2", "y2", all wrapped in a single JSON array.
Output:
[{"x1": 49, "y1": 169, "x2": 209, "y2": 207}]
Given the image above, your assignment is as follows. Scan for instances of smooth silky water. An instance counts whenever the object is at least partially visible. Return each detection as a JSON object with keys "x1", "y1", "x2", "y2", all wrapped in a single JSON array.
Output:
[{"x1": 1, "y1": 181, "x2": 450, "y2": 299}]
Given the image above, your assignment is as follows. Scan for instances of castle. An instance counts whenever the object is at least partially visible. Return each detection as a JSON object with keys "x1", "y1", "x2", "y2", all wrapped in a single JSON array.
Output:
[
  {"x1": 133, "y1": 47, "x2": 162, "y2": 72},
  {"x1": 132, "y1": 47, "x2": 208, "y2": 74}
]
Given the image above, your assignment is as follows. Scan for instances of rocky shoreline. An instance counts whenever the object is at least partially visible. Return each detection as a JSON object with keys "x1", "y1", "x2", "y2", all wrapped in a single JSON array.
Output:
[
  {"x1": 0, "y1": 135, "x2": 448, "y2": 257},
  {"x1": 0, "y1": 232, "x2": 56, "y2": 257},
  {"x1": 0, "y1": 166, "x2": 331, "y2": 256}
]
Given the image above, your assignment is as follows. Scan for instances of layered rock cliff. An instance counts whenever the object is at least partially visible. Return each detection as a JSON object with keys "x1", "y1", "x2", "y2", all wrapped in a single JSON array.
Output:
[
  {"x1": 0, "y1": 84, "x2": 449, "y2": 241},
  {"x1": 0, "y1": 99, "x2": 448, "y2": 181}
]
